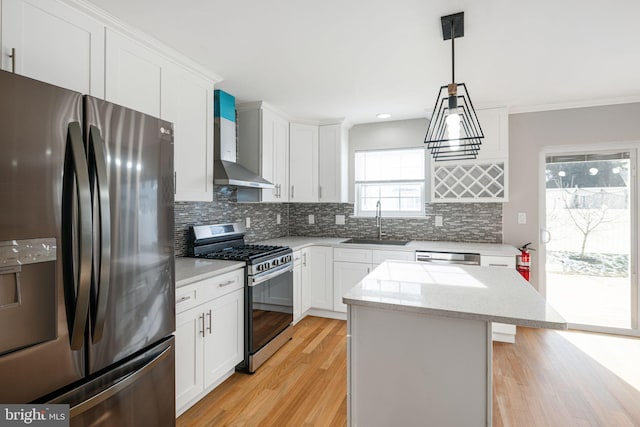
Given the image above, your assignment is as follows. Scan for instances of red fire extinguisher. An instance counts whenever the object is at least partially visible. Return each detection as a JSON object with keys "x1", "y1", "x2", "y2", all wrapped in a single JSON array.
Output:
[{"x1": 516, "y1": 243, "x2": 534, "y2": 281}]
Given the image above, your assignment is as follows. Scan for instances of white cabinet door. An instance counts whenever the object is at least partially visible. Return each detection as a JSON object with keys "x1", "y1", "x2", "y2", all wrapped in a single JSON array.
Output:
[
  {"x1": 309, "y1": 246, "x2": 333, "y2": 310},
  {"x1": 289, "y1": 123, "x2": 318, "y2": 202},
  {"x1": 162, "y1": 63, "x2": 214, "y2": 202},
  {"x1": 1, "y1": 0, "x2": 105, "y2": 96},
  {"x1": 237, "y1": 104, "x2": 289, "y2": 202},
  {"x1": 259, "y1": 108, "x2": 278, "y2": 202},
  {"x1": 274, "y1": 113, "x2": 290, "y2": 200},
  {"x1": 293, "y1": 251, "x2": 302, "y2": 322},
  {"x1": 105, "y1": 29, "x2": 163, "y2": 117},
  {"x1": 175, "y1": 305, "x2": 204, "y2": 411},
  {"x1": 203, "y1": 288, "x2": 244, "y2": 388},
  {"x1": 475, "y1": 107, "x2": 508, "y2": 161},
  {"x1": 300, "y1": 248, "x2": 312, "y2": 314},
  {"x1": 318, "y1": 124, "x2": 348, "y2": 202},
  {"x1": 334, "y1": 261, "x2": 371, "y2": 313}
]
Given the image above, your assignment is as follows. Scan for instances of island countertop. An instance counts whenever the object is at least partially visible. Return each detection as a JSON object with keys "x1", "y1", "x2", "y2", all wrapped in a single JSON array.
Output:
[{"x1": 343, "y1": 260, "x2": 566, "y2": 329}]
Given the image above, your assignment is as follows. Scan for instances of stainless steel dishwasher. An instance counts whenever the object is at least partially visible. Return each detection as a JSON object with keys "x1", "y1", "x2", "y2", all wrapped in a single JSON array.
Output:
[{"x1": 414, "y1": 250, "x2": 481, "y2": 265}]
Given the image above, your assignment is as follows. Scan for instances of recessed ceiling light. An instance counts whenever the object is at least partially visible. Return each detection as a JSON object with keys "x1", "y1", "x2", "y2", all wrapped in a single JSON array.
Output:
[{"x1": 376, "y1": 113, "x2": 391, "y2": 119}]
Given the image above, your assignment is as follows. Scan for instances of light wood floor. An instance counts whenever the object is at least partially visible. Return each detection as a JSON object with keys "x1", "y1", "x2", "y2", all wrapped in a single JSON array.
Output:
[{"x1": 177, "y1": 316, "x2": 640, "y2": 427}]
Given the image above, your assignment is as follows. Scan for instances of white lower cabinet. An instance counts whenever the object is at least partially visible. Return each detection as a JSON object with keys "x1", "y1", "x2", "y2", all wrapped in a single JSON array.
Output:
[
  {"x1": 334, "y1": 261, "x2": 371, "y2": 313},
  {"x1": 481, "y1": 255, "x2": 518, "y2": 343},
  {"x1": 300, "y1": 248, "x2": 313, "y2": 315},
  {"x1": 293, "y1": 250, "x2": 302, "y2": 322},
  {"x1": 175, "y1": 269, "x2": 244, "y2": 416},
  {"x1": 309, "y1": 246, "x2": 334, "y2": 310},
  {"x1": 333, "y1": 248, "x2": 414, "y2": 313}
]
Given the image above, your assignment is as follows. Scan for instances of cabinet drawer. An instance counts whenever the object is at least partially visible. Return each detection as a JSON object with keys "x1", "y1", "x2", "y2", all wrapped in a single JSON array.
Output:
[
  {"x1": 176, "y1": 286, "x2": 199, "y2": 314},
  {"x1": 198, "y1": 268, "x2": 245, "y2": 302},
  {"x1": 371, "y1": 250, "x2": 414, "y2": 265},
  {"x1": 334, "y1": 248, "x2": 372, "y2": 263},
  {"x1": 480, "y1": 256, "x2": 516, "y2": 269}
]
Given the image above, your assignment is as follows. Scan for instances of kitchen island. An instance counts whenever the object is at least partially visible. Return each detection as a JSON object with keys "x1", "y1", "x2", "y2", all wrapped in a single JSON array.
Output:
[{"x1": 343, "y1": 260, "x2": 566, "y2": 427}]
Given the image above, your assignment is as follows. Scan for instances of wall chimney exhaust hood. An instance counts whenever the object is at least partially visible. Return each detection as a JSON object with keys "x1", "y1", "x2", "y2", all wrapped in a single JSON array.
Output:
[{"x1": 214, "y1": 90, "x2": 273, "y2": 188}]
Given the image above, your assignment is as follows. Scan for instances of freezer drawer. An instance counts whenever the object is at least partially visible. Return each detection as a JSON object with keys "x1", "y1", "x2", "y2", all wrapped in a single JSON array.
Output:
[{"x1": 48, "y1": 337, "x2": 175, "y2": 427}]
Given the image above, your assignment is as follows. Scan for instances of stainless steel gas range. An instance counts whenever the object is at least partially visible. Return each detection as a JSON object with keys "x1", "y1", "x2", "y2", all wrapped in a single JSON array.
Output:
[{"x1": 189, "y1": 223, "x2": 293, "y2": 373}]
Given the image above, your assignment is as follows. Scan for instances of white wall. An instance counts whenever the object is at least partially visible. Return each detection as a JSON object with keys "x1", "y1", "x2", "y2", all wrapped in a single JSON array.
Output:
[
  {"x1": 505, "y1": 102, "x2": 640, "y2": 291},
  {"x1": 348, "y1": 118, "x2": 428, "y2": 202}
]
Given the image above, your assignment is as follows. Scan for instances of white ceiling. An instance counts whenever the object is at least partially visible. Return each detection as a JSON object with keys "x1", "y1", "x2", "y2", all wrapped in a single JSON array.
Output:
[{"x1": 85, "y1": 0, "x2": 640, "y2": 124}]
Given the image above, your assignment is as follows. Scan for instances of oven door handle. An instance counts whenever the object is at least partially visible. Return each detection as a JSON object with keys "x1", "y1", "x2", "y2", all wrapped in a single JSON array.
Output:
[{"x1": 250, "y1": 263, "x2": 293, "y2": 286}]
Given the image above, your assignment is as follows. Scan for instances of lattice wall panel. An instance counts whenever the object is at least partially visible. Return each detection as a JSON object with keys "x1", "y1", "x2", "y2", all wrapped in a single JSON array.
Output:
[{"x1": 433, "y1": 162, "x2": 505, "y2": 200}]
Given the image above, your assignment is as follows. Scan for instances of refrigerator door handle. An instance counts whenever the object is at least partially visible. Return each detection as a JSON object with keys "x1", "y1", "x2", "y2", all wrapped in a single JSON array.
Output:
[
  {"x1": 62, "y1": 122, "x2": 93, "y2": 350},
  {"x1": 69, "y1": 345, "x2": 172, "y2": 417},
  {"x1": 88, "y1": 126, "x2": 111, "y2": 343}
]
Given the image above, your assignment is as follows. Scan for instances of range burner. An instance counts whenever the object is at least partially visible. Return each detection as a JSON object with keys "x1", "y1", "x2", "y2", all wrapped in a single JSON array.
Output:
[
  {"x1": 189, "y1": 223, "x2": 293, "y2": 275},
  {"x1": 200, "y1": 244, "x2": 290, "y2": 262}
]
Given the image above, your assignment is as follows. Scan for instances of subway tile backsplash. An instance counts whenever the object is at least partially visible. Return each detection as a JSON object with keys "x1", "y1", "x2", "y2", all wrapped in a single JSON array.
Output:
[{"x1": 175, "y1": 187, "x2": 503, "y2": 256}]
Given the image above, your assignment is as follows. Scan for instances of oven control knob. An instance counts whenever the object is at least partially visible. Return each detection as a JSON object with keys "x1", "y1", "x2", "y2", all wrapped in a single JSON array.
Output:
[
  {"x1": 272, "y1": 259, "x2": 279, "y2": 267},
  {"x1": 285, "y1": 255, "x2": 292, "y2": 263}
]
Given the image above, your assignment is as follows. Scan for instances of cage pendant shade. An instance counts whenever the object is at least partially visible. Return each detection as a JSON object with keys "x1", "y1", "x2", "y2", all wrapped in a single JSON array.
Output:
[{"x1": 424, "y1": 12, "x2": 484, "y2": 162}]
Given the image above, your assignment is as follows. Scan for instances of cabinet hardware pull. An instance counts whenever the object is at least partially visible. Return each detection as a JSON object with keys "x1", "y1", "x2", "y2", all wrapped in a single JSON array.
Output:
[
  {"x1": 319, "y1": 186, "x2": 322, "y2": 199},
  {"x1": 291, "y1": 185, "x2": 294, "y2": 199},
  {"x1": 9, "y1": 48, "x2": 16, "y2": 73},
  {"x1": 218, "y1": 279, "x2": 235, "y2": 287},
  {"x1": 199, "y1": 313, "x2": 205, "y2": 337},
  {"x1": 489, "y1": 263, "x2": 509, "y2": 267},
  {"x1": 207, "y1": 309, "x2": 212, "y2": 334},
  {"x1": 176, "y1": 295, "x2": 192, "y2": 303},
  {"x1": 302, "y1": 252, "x2": 307, "y2": 266},
  {"x1": 174, "y1": 172, "x2": 177, "y2": 195}
]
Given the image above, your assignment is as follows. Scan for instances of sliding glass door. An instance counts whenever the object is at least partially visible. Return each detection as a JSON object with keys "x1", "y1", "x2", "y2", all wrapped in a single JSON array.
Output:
[{"x1": 542, "y1": 149, "x2": 638, "y2": 334}]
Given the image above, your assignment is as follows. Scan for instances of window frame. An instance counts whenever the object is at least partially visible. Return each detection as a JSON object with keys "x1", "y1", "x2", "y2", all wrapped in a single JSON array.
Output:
[{"x1": 354, "y1": 147, "x2": 426, "y2": 218}]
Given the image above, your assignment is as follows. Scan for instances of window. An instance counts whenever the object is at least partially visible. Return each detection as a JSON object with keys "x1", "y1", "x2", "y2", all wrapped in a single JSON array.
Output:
[{"x1": 354, "y1": 148, "x2": 426, "y2": 217}]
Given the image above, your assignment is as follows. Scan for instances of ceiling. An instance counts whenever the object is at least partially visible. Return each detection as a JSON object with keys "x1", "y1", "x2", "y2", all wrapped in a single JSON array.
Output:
[{"x1": 85, "y1": 0, "x2": 640, "y2": 124}]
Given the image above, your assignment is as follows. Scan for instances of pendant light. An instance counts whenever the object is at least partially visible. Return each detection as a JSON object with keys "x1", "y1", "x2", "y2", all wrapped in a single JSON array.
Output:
[{"x1": 424, "y1": 12, "x2": 484, "y2": 161}]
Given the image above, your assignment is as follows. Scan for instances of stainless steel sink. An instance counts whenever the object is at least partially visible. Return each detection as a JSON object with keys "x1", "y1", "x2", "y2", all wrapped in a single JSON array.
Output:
[{"x1": 341, "y1": 238, "x2": 409, "y2": 246}]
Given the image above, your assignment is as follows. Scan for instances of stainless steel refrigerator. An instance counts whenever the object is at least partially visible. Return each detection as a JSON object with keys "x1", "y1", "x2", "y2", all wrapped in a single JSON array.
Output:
[{"x1": 0, "y1": 70, "x2": 176, "y2": 426}]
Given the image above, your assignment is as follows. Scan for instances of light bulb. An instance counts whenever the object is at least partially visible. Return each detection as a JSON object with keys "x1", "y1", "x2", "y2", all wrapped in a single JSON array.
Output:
[{"x1": 446, "y1": 112, "x2": 461, "y2": 151}]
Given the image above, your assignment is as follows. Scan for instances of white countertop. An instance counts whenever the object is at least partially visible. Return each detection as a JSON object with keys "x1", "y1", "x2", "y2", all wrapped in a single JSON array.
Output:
[
  {"x1": 256, "y1": 236, "x2": 519, "y2": 257},
  {"x1": 343, "y1": 260, "x2": 566, "y2": 329},
  {"x1": 175, "y1": 257, "x2": 244, "y2": 288}
]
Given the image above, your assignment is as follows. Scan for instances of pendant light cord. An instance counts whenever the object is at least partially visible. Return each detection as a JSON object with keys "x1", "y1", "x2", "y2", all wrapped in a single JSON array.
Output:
[{"x1": 451, "y1": 25, "x2": 455, "y2": 84}]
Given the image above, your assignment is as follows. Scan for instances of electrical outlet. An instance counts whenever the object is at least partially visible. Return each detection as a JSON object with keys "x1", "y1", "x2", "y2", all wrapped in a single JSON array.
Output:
[
  {"x1": 246, "y1": 217, "x2": 251, "y2": 228},
  {"x1": 276, "y1": 213, "x2": 281, "y2": 225},
  {"x1": 308, "y1": 214, "x2": 315, "y2": 225},
  {"x1": 335, "y1": 215, "x2": 346, "y2": 225},
  {"x1": 435, "y1": 215, "x2": 443, "y2": 227},
  {"x1": 518, "y1": 212, "x2": 527, "y2": 224}
]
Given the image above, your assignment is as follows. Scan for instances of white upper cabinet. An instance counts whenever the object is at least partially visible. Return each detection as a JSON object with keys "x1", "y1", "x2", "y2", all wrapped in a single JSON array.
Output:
[
  {"x1": 288, "y1": 121, "x2": 349, "y2": 203},
  {"x1": 237, "y1": 103, "x2": 289, "y2": 202},
  {"x1": 289, "y1": 122, "x2": 318, "y2": 202},
  {"x1": 105, "y1": 29, "x2": 163, "y2": 117},
  {"x1": 162, "y1": 63, "x2": 214, "y2": 202},
  {"x1": 1, "y1": 0, "x2": 105, "y2": 96},
  {"x1": 474, "y1": 107, "x2": 508, "y2": 161},
  {"x1": 318, "y1": 123, "x2": 349, "y2": 202},
  {"x1": 106, "y1": 29, "x2": 217, "y2": 202}
]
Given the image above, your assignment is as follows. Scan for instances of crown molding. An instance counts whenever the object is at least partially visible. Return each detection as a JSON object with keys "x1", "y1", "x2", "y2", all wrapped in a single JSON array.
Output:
[
  {"x1": 61, "y1": 0, "x2": 223, "y2": 84},
  {"x1": 508, "y1": 96, "x2": 640, "y2": 115}
]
